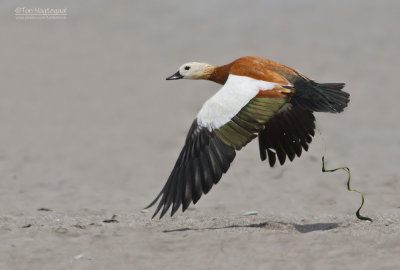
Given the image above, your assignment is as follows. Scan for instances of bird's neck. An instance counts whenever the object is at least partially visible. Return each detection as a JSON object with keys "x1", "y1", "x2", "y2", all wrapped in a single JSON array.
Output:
[{"x1": 206, "y1": 64, "x2": 231, "y2": 85}]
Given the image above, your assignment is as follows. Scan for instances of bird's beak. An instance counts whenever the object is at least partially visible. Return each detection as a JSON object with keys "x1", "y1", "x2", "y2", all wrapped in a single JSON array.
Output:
[{"x1": 166, "y1": 71, "x2": 183, "y2": 80}]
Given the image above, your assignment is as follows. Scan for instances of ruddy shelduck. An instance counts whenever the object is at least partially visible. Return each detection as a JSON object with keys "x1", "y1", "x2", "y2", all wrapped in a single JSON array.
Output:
[{"x1": 146, "y1": 56, "x2": 350, "y2": 218}]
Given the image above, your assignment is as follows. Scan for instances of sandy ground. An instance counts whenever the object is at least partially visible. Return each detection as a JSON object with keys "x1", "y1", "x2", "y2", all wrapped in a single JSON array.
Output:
[{"x1": 1, "y1": 0, "x2": 400, "y2": 269}]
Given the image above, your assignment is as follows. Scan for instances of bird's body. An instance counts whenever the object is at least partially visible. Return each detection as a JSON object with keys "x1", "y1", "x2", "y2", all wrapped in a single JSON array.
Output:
[{"x1": 147, "y1": 56, "x2": 350, "y2": 218}]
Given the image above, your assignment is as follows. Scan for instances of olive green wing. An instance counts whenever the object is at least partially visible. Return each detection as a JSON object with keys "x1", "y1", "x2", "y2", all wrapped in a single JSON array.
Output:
[
  {"x1": 214, "y1": 97, "x2": 287, "y2": 150},
  {"x1": 146, "y1": 97, "x2": 287, "y2": 219}
]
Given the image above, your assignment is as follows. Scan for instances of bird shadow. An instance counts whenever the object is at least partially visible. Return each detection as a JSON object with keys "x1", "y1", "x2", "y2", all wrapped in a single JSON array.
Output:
[
  {"x1": 162, "y1": 221, "x2": 339, "y2": 233},
  {"x1": 163, "y1": 222, "x2": 269, "y2": 233},
  {"x1": 290, "y1": 222, "x2": 339, "y2": 233}
]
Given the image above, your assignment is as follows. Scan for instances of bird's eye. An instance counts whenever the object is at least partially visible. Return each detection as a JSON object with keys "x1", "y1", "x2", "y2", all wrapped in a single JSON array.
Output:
[{"x1": 184, "y1": 66, "x2": 190, "y2": 70}]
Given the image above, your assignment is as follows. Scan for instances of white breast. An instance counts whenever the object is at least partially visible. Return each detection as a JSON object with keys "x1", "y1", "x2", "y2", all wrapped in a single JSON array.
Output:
[{"x1": 197, "y1": 74, "x2": 278, "y2": 130}]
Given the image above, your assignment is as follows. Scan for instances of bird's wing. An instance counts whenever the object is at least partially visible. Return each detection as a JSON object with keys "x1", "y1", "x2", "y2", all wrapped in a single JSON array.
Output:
[
  {"x1": 258, "y1": 104, "x2": 315, "y2": 167},
  {"x1": 145, "y1": 120, "x2": 236, "y2": 219},
  {"x1": 146, "y1": 78, "x2": 289, "y2": 218}
]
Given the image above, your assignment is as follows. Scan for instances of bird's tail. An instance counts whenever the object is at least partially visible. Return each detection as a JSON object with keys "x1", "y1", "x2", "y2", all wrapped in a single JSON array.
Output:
[{"x1": 290, "y1": 81, "x2": 350, "y2": 113}]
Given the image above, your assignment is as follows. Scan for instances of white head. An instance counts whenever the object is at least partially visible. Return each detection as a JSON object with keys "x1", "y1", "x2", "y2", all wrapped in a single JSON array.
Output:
[{"x1": 166, "y1": 62, "x2": 215, "y2": 80}]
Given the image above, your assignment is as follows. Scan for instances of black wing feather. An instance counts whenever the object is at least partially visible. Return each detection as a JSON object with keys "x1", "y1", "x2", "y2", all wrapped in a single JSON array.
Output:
[
  {"x1": 258, "y1": 104, "x2": 316, "y2": 167},
  {"x1": 147, "y1": 120, "x2": 236, "y2": 218}
]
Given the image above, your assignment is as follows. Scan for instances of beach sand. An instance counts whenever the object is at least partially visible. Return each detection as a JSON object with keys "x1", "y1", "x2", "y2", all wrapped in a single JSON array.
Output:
[{"x1": 0, "y1": 0, "x2": 399, "y2": 269}]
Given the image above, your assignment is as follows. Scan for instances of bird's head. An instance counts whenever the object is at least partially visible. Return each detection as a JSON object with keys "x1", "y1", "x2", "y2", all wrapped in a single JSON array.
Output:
[{"x1": 166, "y1": 62, "x2": 215, "y2": 80}]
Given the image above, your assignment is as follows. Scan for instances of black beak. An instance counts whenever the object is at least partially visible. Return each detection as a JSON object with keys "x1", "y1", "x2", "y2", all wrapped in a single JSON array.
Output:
[{"x1": 166, "y1": 71, "x2": 183, "y2": 80}]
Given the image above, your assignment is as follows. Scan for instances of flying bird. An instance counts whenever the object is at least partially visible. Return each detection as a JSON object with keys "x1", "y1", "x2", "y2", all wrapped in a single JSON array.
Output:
[{"x1": 146, "y1": 56, "x2": 349, "y2": 219}]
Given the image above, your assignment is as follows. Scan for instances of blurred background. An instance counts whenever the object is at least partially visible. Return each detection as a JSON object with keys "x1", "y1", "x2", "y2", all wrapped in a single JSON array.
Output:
[
  {"x1": 0, "y1": 0, "x2": 399, "y2": 268},
  {"x1": 1, "y1": 0, "x2": 399, "y2": 214}
]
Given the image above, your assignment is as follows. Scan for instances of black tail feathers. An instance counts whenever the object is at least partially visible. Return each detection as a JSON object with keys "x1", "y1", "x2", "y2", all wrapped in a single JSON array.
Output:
[{"x1": 291, "y1": 81, "x2": 350, "y2": 113}]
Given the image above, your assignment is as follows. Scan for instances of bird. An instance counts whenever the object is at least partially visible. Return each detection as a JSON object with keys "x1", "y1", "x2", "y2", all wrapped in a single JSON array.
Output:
[{"x1": 146, "y1": 56, "x2": 350, "y2": 219}]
